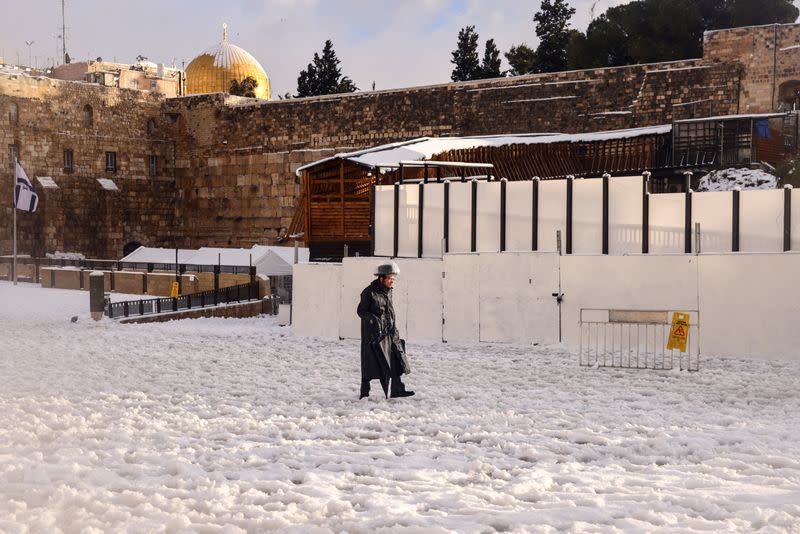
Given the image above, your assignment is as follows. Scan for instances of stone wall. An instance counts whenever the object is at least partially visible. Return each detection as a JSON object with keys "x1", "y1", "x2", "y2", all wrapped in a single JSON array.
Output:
[
  {"x1": 704, "y1": 23, "x2": 800, "y2": 113},
  {"x1": 0, "y1": 73, "x2": 177, "y2": 258}
]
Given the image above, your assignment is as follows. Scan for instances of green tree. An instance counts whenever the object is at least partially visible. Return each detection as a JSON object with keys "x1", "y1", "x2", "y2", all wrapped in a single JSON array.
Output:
[
  {"x1": 451, "y1": 25, "x2": 481, "y2": 81},
  {"x1": 479, "y1": 38, "x2": 502, "y2": 79},
  {"x1": 229, "y1": 76, "x2": 258, "y2": 98},
  {"x1": 296, "y1": 40, "x2": 358, "y2": 97},
  {"x1": 505, "y1": 43, "x2": 537, "y2": 76},
  {"x1": 534, "y1": 0, "x2": 576, "y2": 72}
]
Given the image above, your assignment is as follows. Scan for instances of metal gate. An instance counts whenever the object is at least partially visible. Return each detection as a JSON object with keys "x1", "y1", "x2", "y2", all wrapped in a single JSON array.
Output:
[{"x1": 579, "y1": 309, "x2": 700, "y2": 371}]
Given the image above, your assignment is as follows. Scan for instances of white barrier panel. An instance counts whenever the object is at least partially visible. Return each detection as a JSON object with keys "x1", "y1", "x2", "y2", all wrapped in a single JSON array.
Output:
[
  {"x1": 422, "y1": 183, "x2": 445, "y2": 258},
  {"x1": 740, "y1": 189, "x2": 783, "y2": 252},
  {"x1": 339, "y1": 257, "x2": 379, "y2": 339},
  {"x1": 291, "y1": 263, "x2": 342, "y2": 339},
  {"x1": 572, "y1": 178, "x2": 603, "y2": 254},
  {"x1": 443, "y1": 254, "x2": 480, "y2": 342},
  {"x1": 538, "y1": 180, "x2": 567, "y2": 252},
  {"x1": 506, "y1": 181, "x2": 533, "y2": 251},
  {"x1": 560, "y1": 255, "x2": 699, "y2": 347},
  {"x1": 699, "y1": 253, "x2": 800, "y2": 359},
  {"x1": 374, "y1": 186, "x2": 394, "y2": 256},
  {"x1": 649, "y1": 192, "x2": 685, "y2": 253},
  {"x1": 609, "y1": 176, "x2": 643, "y2": 254},
  {"x1": 693, "y1": 191, "x2": 732, "y2": 253},
  {"x1": 793, "y1": 189, "x2": 800, "y2": 251},
  {"x1": 478, "y1": 252, "x2": 559, "y2": 344},
  {"x1": 476, "y1": 182, "x2": 501, "y2": 252},
  {"x1": 397, "y1": 186, "x2": 419, "y2": 257},
  {"x1": 448, "y1": 182, "x2": 472, "y2": 253},
  {"x1": 394, "y1": 259, "x2": 443, "y2": 341}
]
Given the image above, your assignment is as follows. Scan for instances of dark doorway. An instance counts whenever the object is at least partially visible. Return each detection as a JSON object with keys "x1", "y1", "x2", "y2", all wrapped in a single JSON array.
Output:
[{"x1": 123, "y1": 241, "x2": 143, "y2": 257}]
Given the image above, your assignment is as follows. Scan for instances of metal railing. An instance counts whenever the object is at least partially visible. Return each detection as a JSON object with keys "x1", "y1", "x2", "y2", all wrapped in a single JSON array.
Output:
[
  {"x1": 579, "y1": 312, "x2": 700, "y2": 371},
  {"x1": 106, "y1": 281, "x2": 261, "y2": 319}
]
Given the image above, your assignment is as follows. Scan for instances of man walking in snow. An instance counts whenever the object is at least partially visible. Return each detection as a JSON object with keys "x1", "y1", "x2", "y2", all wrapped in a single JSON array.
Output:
[{"x1": 356, "y1": 261, "x2": 414, "y2": 399}]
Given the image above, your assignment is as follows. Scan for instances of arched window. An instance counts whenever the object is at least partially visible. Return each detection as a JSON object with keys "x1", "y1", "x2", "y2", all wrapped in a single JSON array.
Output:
[
  {"x1": 778, "y1": 80, "x2": 800, "y2": 111},
  {"x1": 9, "y1": 102, "x2": 18, "y2": 125},
  {"x1": 83, "y1": 104, "x2": 93, "y2": 128},
  {"x1": 147, "y1": 118, "x2": 156, "y2": 137}
]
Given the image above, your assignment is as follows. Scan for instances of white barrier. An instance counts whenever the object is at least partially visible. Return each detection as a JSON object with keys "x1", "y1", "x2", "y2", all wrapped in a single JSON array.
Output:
[{"x1": 294, "y1": 252, "x2": 800, "y2": 361}]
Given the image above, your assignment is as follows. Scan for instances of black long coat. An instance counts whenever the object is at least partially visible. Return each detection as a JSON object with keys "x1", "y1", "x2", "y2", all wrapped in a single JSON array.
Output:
[{"x1": 356, "y1": 278, "x2": 410, "y2": 382}]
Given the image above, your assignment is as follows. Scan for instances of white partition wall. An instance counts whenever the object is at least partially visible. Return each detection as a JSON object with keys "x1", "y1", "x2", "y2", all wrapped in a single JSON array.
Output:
[
  {"x1": 572, "y1": 178, "x2": 603, "y2": 254},
  {"x1": 478, "y1": 252, "x2": 560, "y2": 344},
  {"x1": 291, "y1": 263, "x2": 342, "y2": 339},
  {"x1": 699, "y1": 253, "x2": 800, "y2": 359},
  {"x1": 740, "y1": 189, "x2": 783, "y2": 252},
  {"x1": 374, "y1": 186, "x2": 394, "y2": 256},
  {"x1": 609, "y1": 176, "x2": 643, "y2": 254},
  {"x1": 442, "y1": 254, "x2": 480, "y2": 342},
  {"x1": 476, "y1": 182, "x2": 501, "y2": 252},
  {"x1": 649, "y1": 193, "x2": 685, "y2": 253},
  {"x1": 447, "y1": 182, "x2": 472, "y2": 253},
  {"x1": 505, "y1": 181, "x2": 533, "y2": 251},
  {"x1": 394, "y1": 258, "x2": 443, "y2": 341},
  {"x1": 339, "y1": 257, "x2": 379, "y2": 339},
  {"x1": 793, "y1": 188, "x2": 800, "y2": 251},
  {"x1": 422, "y1": 183, "x2": 445, "y2": 258},
  {"x1": 692, "y1": 191, "x2": 732, "y2": 253},
  {"x1": 397, "y1": 186, "x2": 419, "y2": 257},
  {"x1": 538, "y1": 180, "x2": 567, "y2": 252}
]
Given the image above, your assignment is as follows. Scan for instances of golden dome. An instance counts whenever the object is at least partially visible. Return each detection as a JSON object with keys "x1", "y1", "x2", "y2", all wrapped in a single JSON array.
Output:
[{"x1": 185, "y1": 24, "x2": 271, "y2": 99}]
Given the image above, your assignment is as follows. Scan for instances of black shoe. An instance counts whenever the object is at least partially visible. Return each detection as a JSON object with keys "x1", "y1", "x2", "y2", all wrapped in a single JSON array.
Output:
[{"x1": 391, "y1": 391, "x2": 415, "y2": 398}]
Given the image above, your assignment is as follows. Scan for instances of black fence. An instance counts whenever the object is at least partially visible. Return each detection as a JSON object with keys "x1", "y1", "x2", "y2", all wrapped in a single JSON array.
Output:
[{"x1": 106, "y1": 281, "x2": 263, "y2": 319}]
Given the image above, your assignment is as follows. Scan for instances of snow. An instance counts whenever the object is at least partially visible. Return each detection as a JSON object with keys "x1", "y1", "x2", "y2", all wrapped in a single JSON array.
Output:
[
  {"x1": 780, "y1": 44, "x2": 800, "y2": 52},
  {"x1": 2, "y1": 281, "x2": 800, "y2": 532},
  {"x1": 36, "y1": 176, "x2": 58, "y2": 189},
  {"x1": 120, "y1": 246, "x2": 309, "y2": 277},
  {"x1": 697, "y1": 168, "x2": 778, "y2": 192},
  {"x1": 96, "y1": 178, "x2": 119, "y2": 191}
]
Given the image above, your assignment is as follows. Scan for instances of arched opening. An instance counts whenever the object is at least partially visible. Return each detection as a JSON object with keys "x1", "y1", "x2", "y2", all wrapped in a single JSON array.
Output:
[
  {"x1": 123, "y1": 241, "x2": 143, "y2": 257},
  {"x1": 778, "y1": 80, "x2": 800, "y2": 111},
  {"x1": 83, "y1": 104, "x2": 93, "y2": 128},
  {"x1": 147, "y1": 118, "x2": 156, "y2": 137},
  {"x1": 9, "y1": 102, "x2": 18, "y2": 125}
]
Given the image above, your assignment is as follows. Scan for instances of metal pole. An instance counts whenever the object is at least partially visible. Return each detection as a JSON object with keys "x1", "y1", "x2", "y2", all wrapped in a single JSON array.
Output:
[{"x1": 12, "y1": 171, "x2": 17, "y2": 285}]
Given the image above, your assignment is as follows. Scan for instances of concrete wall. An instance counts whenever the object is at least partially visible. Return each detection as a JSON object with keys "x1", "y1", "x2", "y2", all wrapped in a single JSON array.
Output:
[{"x1": 293, "y1": 251, "x2": 800, "y2": 361}]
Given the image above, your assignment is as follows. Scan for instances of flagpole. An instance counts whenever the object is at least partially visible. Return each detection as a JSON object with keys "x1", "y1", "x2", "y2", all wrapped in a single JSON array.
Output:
[{"x1": 12, "y1": 168, "x2": 17, "y2": 286}]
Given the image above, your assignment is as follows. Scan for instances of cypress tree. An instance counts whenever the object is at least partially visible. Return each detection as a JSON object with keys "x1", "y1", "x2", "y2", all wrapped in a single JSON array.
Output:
[{"x1": 451, "y1": 26, "x2": 481, "y2": 82}]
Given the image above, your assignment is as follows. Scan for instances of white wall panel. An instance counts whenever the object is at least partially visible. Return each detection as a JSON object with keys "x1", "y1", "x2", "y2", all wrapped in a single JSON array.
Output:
[
  {"x1": 374, "y1": 186, "x2": 394, "y2": 256},
  {"x1": 447, "y1": 182, "x2": 472, "y2": 253},
  {"x1": 699, "y1": 253, "x2": 800, "y2": 359},
  {"x1": 538, "y1": 180, "x2": 567, "y2": 252},
  {"x1": 792, "y1": 189, "x2": 800, "y2": 251},
  {"x1": 397, "y1": 185, "x2": 419, "y2": 258},
  {"x1": 505, "y1": 181, "x2": 533, "y2": 252},
  {"x1": 740, "y1": 189, "x2": 783, "y2": 252},
  {"x1": 395, "y1": 259, "x2": 443, "y2": 341},
  {"x1": 609, "y1": 176, "x2": 643, "y2": 255},
  {"x1": 442, "y1": 254, "x2": 480, "y2": 342},
  {"x1": 422, "y1": 183, "x2": 445, "y2": 258},
  {"x1": 692, "y1": 191, "x2": 732, "y2": 253},
  {"x1": 478, "y1": 252, "x2": 559, "y2": 344},
  {"x1": 572, "y1": 178, "x2": 603, "y2": 254},
  {"x1": 476, "y1": 182, "x2": 501, "y2": 252},
  {"x1": 649, "y1": 193, "x2": 685, "y2": 253},
  {"x1": 560, "y1": 255, "x2": 699, "y2": 347},
  {"x1": 291, "y1": 263, "x2": 342, "y2": 339},
  {"x1": 339, "y1": 257, "x2": 379, "y2": 339}
]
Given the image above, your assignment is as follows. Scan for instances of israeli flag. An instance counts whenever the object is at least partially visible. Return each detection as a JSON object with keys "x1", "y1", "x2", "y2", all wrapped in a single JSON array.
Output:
[{"x1": 14, "y1": 159, "x2": 38, "y2": 213}]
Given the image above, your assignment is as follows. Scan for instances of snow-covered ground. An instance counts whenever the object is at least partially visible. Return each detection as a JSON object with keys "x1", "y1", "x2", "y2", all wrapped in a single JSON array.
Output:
[
  {"x1": 1, "y1": 282, "x2": 800, "y2": 533},
  {"x1": 697, "y1": 167, "x2": 778, "y2": 191}
]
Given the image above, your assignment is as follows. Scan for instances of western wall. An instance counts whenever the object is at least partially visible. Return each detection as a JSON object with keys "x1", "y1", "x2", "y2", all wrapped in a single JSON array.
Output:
[{"x1": 2, "y1": 23, "x2": 800, "y2": 259}]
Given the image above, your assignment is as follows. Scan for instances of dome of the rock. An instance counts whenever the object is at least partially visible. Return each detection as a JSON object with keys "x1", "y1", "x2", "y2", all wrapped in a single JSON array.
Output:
[{"x1": 185, "y1": 24, "x2": 271, "y2": 99}]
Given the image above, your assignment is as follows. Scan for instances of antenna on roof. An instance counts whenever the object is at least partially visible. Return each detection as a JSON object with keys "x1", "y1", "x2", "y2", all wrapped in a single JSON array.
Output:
[
  {"x1": 223, "y1": 23, "x2": 228, "y2": 42},
  {"x1": 61, "y1": 0, "x2": 67, "y2": 65}
]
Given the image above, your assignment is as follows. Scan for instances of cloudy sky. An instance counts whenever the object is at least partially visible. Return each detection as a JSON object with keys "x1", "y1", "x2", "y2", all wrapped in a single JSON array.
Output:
[{"x1": 0, "y1": 0, "x2": 628, "y2": 97}]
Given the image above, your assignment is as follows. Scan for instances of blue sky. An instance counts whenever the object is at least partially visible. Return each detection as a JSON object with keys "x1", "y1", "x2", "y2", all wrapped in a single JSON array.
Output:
[{"x1": 0, "y1": 0, "x2": 629, "y2": 97}]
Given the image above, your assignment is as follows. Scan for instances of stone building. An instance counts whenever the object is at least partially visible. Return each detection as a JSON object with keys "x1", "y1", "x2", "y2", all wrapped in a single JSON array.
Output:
[
  {"x1": 52, "y1": 59, "x2": 182, "y2": 97},
  {"x1": 2, "y1": 23, "x2": 800, "y2": 260}
]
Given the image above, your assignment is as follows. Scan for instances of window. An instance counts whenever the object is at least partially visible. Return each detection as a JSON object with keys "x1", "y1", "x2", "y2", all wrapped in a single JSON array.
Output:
[
  {"x1": 8, "y1": 144, "x2": 19, "y2": 170},
  {"x1": 63, "y1": 149, "x2": 74, "y2": 172},
  {"x1": 105, "y1": 151, "x2": 117, "y2": 173},
  {"x1": 83, "y1": 105, "x2": 93, "y2": 128},
  {"x1": 147, "y1": 118, "x2": 156, "y2": 137},
  {"x1": 149, "y1": 155, "x2": 157, "y2": 177},
  {"x1": 9, "y1": 102, "x2": 18, "y2": 125}
]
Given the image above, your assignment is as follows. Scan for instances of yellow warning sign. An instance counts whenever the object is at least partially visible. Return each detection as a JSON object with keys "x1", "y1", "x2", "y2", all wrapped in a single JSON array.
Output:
[
  {"x1": 170, "y1": 281, "x2": 180, "y2": 298},
  {"x1": 667, "y1": 312, "x2": 690, "y2": 352}
]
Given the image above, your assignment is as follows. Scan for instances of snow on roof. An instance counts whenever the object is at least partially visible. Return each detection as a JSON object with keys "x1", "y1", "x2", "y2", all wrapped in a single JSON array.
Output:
[
  {"x1": 118, "y1": 245, "x2": 310, "y2": 275},
  {"x1": 675, "y1": 112, "x2": 792, "y2": 123},
  {"x1": 120, "y1": 247, "x2": 196, "y2": 264},
  {"x1": 296, "y1": 126, "x2": 672, "y2": 175}
]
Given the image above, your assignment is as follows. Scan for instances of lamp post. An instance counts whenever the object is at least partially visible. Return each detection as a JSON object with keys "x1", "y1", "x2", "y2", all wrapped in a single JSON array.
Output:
[{"x1": 25, "y1": 41, "x2": 34, "y2": 68}]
